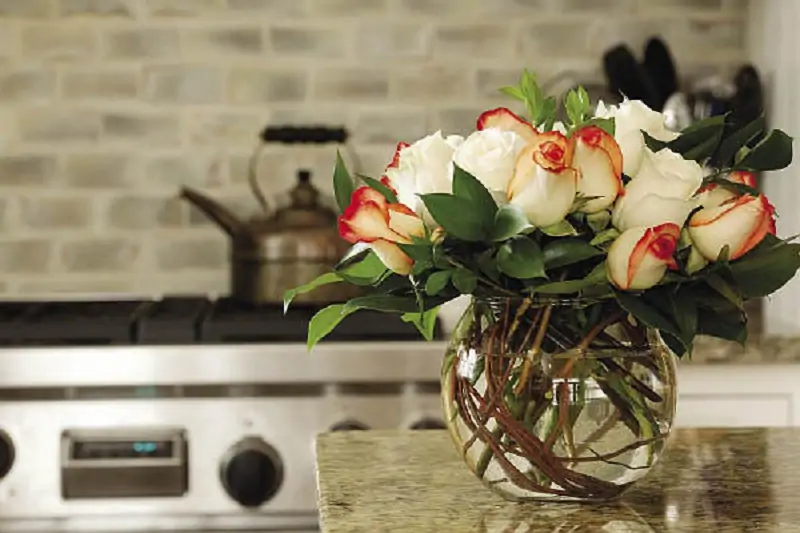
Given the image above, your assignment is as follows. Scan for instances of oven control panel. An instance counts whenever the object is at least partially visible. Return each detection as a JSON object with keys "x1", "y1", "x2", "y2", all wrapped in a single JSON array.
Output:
[{"x1": 61, "y1": 428, "x2": 188, "y2": 499}]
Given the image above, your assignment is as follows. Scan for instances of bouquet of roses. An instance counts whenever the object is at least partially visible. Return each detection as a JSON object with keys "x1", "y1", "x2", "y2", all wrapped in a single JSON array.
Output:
[{"x1": 286, "y1": 70, "x2": 797, "y2": 355}]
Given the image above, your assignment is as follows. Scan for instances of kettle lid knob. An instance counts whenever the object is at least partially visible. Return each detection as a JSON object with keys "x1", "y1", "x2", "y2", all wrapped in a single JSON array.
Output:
[{"x1": 291, "y1": 169, "x2": 318, "y2": 208}]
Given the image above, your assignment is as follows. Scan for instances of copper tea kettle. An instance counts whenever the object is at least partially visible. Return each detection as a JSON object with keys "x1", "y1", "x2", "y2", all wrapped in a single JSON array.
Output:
[{"x1": 179, "y1": 127, "x2": 357, "y2": 305}]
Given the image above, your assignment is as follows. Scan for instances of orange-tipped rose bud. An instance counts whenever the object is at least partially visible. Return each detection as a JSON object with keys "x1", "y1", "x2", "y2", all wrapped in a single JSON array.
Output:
[
  {"x1": 607, "y1": 223, "x2": 681, "y2": 290},
  {"x1": 477, "y1": 107, "x2": 538, "y2": 143},
  {"x1": 571, "y1": 125, "x2": 623, "y2": 213},
  {"x1": 506, "y1": 131, "x2": 577, "y2": 228},
  {"x1": 688, "y1": 192, "x2": 776, "y2": 261},
  {"x1": 338, "y1": 186, "x2": 425, "y2": 275}
]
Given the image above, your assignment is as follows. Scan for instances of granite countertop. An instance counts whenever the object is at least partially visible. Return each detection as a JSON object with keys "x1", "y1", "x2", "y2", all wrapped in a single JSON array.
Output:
[
  {"x1": 316, "y1": 428, "x2": 800, "y2": 532},
  {"x1": 689, "y1": 335, "x2": 800, "y2": 364}
]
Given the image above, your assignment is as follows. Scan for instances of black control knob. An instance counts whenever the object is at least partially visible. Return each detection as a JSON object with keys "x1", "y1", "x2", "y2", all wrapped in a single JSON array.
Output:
[
  {"x1": 0, "y1": 431, "x2": 13, "y2": 479},
  {"x1": 220, "y1": 437, "x2": 283, "y2": 508},
  {"x1": 410, "y1": 418, "x2": 446, "y2": 430},
  {"x1": 330, "y1": 420, "x2": 369, "y2": 431}
]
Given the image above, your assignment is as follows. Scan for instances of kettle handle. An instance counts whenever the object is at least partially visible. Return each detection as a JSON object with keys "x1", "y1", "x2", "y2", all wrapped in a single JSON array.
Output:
[{"x1": 248, "y1": 144, "x2": 270, "y2": 214}]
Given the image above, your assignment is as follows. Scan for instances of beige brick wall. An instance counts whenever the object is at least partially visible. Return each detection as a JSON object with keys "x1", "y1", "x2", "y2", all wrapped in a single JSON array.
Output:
[{"x1": 0, "y1": 0, "x2": 749, "y2": 297}]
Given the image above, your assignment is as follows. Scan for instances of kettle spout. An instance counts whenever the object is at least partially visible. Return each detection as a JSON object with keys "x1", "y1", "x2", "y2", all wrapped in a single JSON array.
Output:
[{"x1": 179, "y1": 187, "x2": 244, "y2": 238}]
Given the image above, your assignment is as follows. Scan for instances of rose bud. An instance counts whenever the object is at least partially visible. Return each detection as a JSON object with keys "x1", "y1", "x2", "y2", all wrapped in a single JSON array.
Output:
[
  {"x1": 570, "y1": 125, "x2": 623, "y2": 213},
  {"x1": 696, "y1": 170, "x2": 757, "y2": 209},
  {"x1": 477, "y1": 107, "x2": 538, "y2": 143},
  {"x1": 338, "y1": 187, "x2": 425, "y2": 275},
  {"x1": 607, "y1": 223, "x2": 681, "y2": 290},
  {"x1": 688, "y1": 193, "x2": 776, "y2": 262},
  {"x1": 507, "y1": 131, "x2": 577, "y2": 228},
  {"x1": 452, "y1": 128, "x2": 526, "y2": 192},
  {"x1": 612, "y1": 147, "x2": 704, "y2": 232},
  {"x1": 595, "y1": 99, "x2": 679, "y2": 177}
]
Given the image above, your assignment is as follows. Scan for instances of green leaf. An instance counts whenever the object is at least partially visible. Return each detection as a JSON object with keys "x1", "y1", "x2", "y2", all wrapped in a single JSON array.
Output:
[
  {"x1": 452, "y1": 164, "x2": 498, "y2": 232},
  {"x1": 543, "y1": 239, "x2": 603, "y2": 270},
  {"x1": 397, "y1": 242, "x2": 432, "y2": 263},
  {"x1": 425, "y1": 270, "x2": 452, "y2": 296},
  {"x1": 534, "y1": 262, "x2": 607, "y2": 294},
  {"x1": 682, "y1": 128, "x2": 724, "y2": 161},
  {"x1": 586, "y1": 210, "x2": 611, "y2": 233},
  {"x1": 668, "y1": 288, "x2": 697, "y2": 346},
  {"x1": 729, "y1": 240, "x2": 800, "y2": 298},
  {"x1": 401, "y1": 307, "x2": 439, "y2": 341},
  {"x1": 737, "y1": 129, "x2": 794, "y2": 171},
  {"x1": 697, "y1": 306, "x2": 747, "y2": 345},
  {"x1": 661, "y1": 331, "x2": 688, "y2": 358},
  {"x1": 491, "y1": 204, "x2": 532, "y2": 241},
  {"x1": 284, "y1": 272, "x2": 341, "y2": 313},
  {"x1": 715, "y1": 115, "x2": 766, "y2": 166},
  {"x1": 333, "y1": 150, "x2": 354, "y2": 213},
  {"x1": 499, "y1": 85, "x2": 524, "y2": 101},
  {"x1": 452, "y1": 268, "x2": 478, "y2": 294},
  {"x1": 590, "y1": 228, "x2": 620, "y2": 246},
  {"x1": 705, "y1": 273, "x2": 744, "y2": 310},
  {"x1": 614, "y1": 290, "x2": 683, "y2": 341},
  {"x1": 669, "y1": 115, "x2": 726, "y2": 159},
  {"x1": 420, "y1": 194, "x2": 487, "y2": 241},
  {"x1": 643, "y1": 132, "x2": 669, "y2": 152},
  {"x1": 359, "y1": 175, "x2": 398, "y2": 203},
  {"x1": 336, "y1": 250, "x2": 388, "y2": 286},
  {"x1": 584, "y1": 117, "x2": 615, "y2": 136},
  {"x1": 540, "y1": 219, "x2": 578, "y2": 237},
  {"x1": 345, "y1": 295, "x2": 422, "y2": 313},
  {"x1": 497, "y1": 237, "x2": 546, "y2": 280},
  {"x1": 537, "y1": 96, "x2": 558, "y2": 131},
  {"x1": 477, "y1": 249, "x2": 501, "y2": 282},
  {"x1": 307, "y1": 304, "x2": 356, "y2": 350}
]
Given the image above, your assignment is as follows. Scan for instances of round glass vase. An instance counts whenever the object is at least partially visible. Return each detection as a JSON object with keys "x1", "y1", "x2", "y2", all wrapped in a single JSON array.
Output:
[{"x1": 441, "y1": 297, "x2": 677, "y2": 503}]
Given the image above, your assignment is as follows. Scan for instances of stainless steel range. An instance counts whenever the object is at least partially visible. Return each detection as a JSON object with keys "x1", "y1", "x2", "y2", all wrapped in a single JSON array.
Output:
[{"x1": 0, "y1": 297, "x2": 444, "y2": 532}]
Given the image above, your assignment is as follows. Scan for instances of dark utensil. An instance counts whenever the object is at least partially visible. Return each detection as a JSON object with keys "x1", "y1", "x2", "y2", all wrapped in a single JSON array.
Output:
[
  {"x1": 602, "y1": 44, "x2": 660, "y2": 108},
  {"x1": 643, "y1": 37, "x2": 679, "y2": 111}
]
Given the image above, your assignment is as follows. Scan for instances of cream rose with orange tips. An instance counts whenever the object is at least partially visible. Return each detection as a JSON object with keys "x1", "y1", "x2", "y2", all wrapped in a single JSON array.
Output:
[
  {"x1": 506, "y1": 130, "x2": 578, "y2": 228},
  {"x1": 607, "y1": 223, "x2": 681, "y2": 290},
  {"x1": 570, "y1": 125, "x2": 623, "y2": 213},
  {"x1": 338, "y1": 187, "x2": 424, "y2": 275}
]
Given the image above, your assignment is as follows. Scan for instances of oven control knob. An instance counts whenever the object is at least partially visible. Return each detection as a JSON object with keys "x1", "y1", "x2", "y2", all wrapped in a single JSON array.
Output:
[
  {"x1": 0, "y1": 431, "x2": 13, "y2": 479},
  {"x1": 330, "y1": 420, "x2": 369, "y2": 431},
  {"x1": 410, "y1": 418, "x2": 446, "y2": 430},
  {"x1": 220, "y1": 437, "x2": 283, "y2": 508}
]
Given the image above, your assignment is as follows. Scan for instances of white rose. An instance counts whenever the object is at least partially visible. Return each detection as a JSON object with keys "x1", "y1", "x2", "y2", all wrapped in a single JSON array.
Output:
[
  {"x1": 596, "y1": 99, "x2": 679, "y2": 177},
  {"x1": 452, "y1": 128, "x2": 526, "y2": 192},
  {"x1": 384, "y1": 131, "x2": 464, "y2": 218},
  {"x1": 612, "y1": 147, "x2": 704, "y2": 232}
]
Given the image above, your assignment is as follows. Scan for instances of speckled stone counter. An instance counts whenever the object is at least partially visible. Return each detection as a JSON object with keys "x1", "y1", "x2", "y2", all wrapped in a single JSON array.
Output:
[
  {"x1": 689, "y1": 335, "x2": 800, "y2": 364},
  {"x1": 316, "y1": 428, "x2": 800, "y2": 532}
]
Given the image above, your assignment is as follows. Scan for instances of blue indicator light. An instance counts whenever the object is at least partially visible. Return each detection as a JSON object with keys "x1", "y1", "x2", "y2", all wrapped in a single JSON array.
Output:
[{"x1": 133, "y1": 441, "x2": 157, "y2": 454}]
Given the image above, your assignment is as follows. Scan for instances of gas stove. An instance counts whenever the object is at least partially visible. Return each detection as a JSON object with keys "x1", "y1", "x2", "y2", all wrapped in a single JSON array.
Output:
[{"x1": 0, "y1": 297, "x2": 445, "y2": 532}]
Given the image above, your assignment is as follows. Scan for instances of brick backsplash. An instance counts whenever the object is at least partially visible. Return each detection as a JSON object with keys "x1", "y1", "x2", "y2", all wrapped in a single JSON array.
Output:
[{"x1": 0, "y1": 0, "x2": 749, "y2": 297}]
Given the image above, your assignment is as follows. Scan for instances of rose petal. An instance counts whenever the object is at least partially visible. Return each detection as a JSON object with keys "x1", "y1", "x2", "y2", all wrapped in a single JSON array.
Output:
[
  {"x1": 387, "y1": 203, "x2": 424, "y2": 242},
  {"x1": 607, "y1": 223, "x2": 680, "y2": 290},
  {"x1": 572, "y1": 126, "x2": 623, "y2": 213},
  {"x1": 689, "y1": 194, "x2": 775, "y2": 260},
  {"x1": 370, "y1": 239, "x2": 413, "y2": 275},
  {"x1": 477, "y1": 107, "x2": 537, "y2": 142},
  {"x1": 508, "y1": 166, "x2": 577, "y2": 228},
  {"x1": 613, "y1": 194, "x2": 695, "y2": 232}
]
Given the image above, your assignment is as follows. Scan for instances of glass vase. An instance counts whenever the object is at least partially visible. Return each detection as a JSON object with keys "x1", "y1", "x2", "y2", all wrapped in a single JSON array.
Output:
[{"x1": 441, "y1": 297, "x2": 677, "y2": 502}]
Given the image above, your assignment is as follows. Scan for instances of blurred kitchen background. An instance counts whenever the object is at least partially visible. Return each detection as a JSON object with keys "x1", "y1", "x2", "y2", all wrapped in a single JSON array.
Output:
[{"x1": 0, "y1": 0, "x2": 754, "y2": 297}]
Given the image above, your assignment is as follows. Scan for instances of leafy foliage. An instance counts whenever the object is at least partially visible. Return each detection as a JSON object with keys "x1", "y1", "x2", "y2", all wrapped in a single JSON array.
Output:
[{"x1": 289, "y1": 77, "x2": 800, "y2": 352}]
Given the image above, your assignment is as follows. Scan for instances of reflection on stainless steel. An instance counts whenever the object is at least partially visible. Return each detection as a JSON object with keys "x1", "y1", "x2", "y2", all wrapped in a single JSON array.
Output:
[{"x1": 0, "y1": 342, "x2": 445, "y2": 532}]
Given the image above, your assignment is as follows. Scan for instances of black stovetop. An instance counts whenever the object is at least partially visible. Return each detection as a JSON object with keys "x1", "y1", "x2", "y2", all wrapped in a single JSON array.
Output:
[{"x1": 0, "y1": 297, "x2": 439, "y2": 346}]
